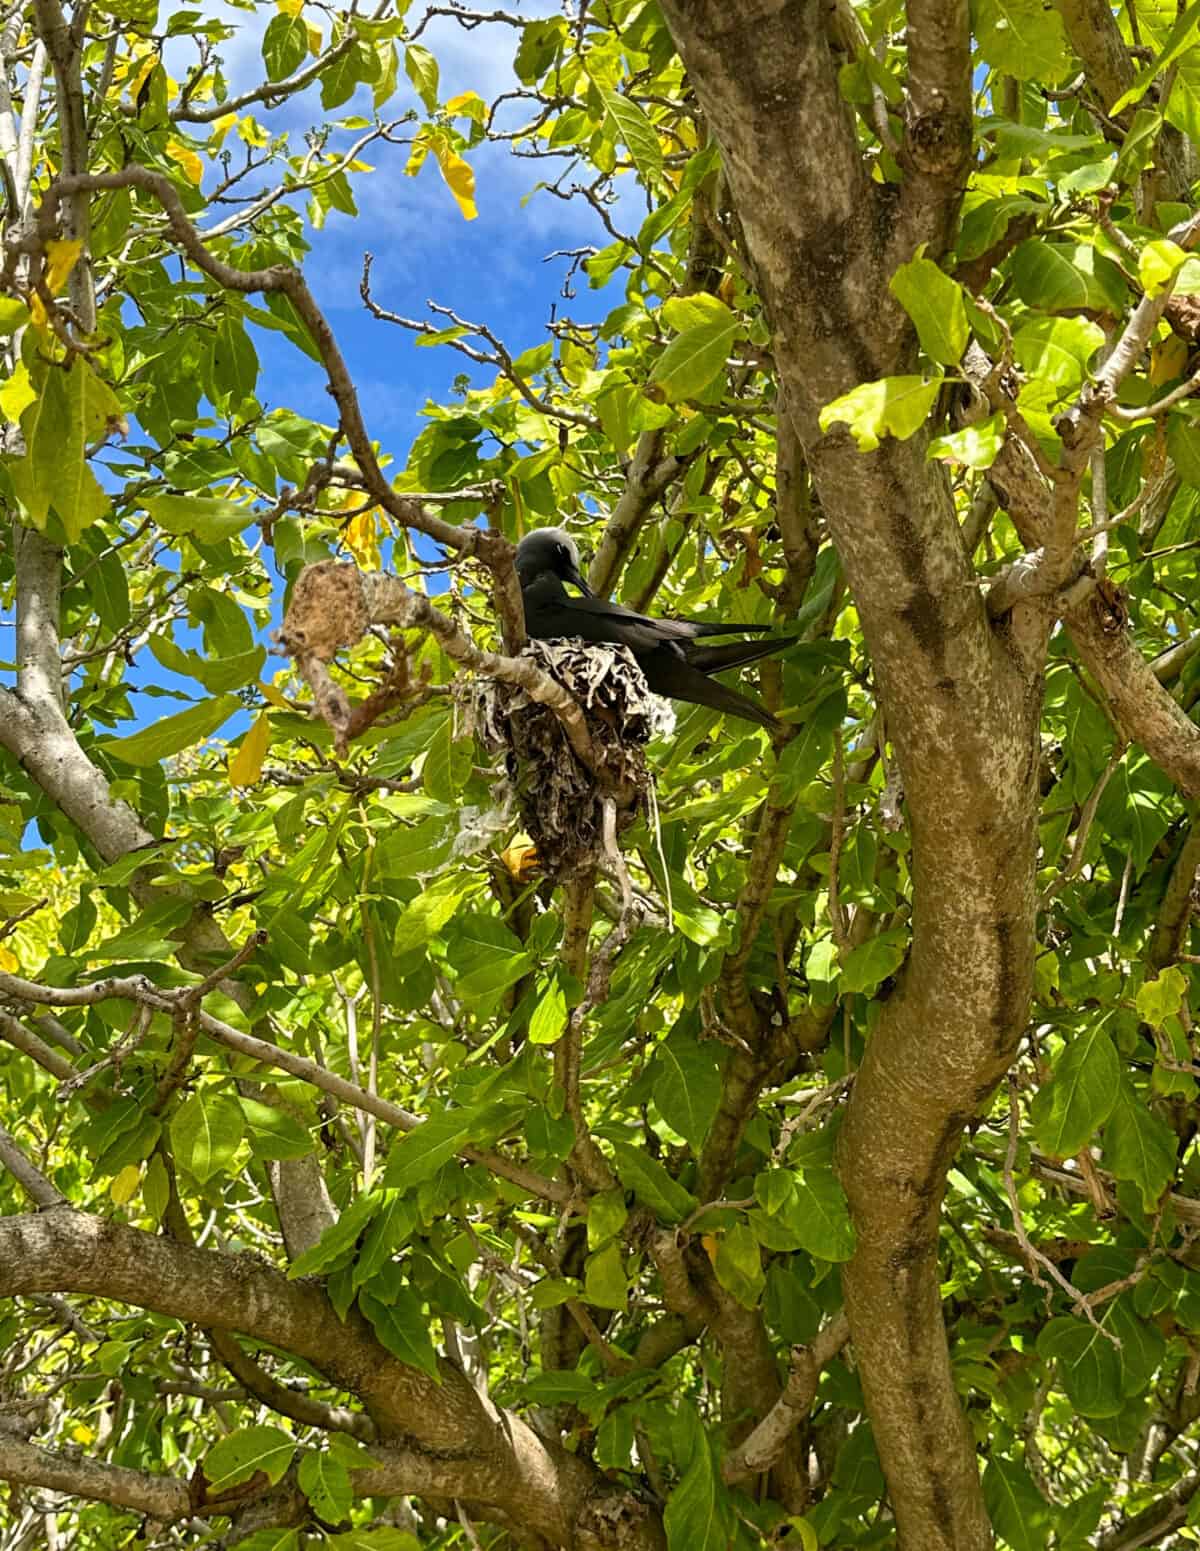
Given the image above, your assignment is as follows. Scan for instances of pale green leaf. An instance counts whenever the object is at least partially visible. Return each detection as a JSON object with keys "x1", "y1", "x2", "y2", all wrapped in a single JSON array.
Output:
[
  {"x1": 204, "y1": 1426, "x2": 295, "y2": 1492},
  {"x1": 889, "y1": 254, "x2": 969, "y2": 365},
  {"x1": 818, "y1": 376, "x2": 940, "y2": 452}
]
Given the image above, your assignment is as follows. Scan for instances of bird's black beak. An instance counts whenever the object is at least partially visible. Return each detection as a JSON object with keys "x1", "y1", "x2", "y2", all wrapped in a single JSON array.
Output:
[{"x1": 566, "y1": 561, "x2": 593, "y2": 596}]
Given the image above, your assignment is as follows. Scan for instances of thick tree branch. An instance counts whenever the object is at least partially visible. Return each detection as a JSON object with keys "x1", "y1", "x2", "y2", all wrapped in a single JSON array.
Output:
[
  {"x1": 588, "y1": 429, "x2": 689, "y2": 599},
  {"x1": 0, "y1": 1210, "x2": 662, "y2": 1547},
  {"x1": 659, "y1": 9, "x2": 1045, "y2": 1547},
  {"x1": 895, "y1": 0, "x2": 973, "y2": 256},
  {"x1": 0, "y1": 1433, "x2": 191, "y2": 1520}
]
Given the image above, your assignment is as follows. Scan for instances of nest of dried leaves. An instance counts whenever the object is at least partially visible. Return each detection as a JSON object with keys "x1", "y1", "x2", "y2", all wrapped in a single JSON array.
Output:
[{"x1": 464, "y1": 639, "x2": 665, "y2": 879}]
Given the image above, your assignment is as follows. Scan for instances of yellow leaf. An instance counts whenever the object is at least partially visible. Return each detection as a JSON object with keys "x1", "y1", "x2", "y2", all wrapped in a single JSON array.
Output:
[
  {"x1": 701, "y1": 1233, "x2": 719, "y2": 1265},
  {"x1": 306, "y1": 21, "x2": 322, "y2": 52},
  {"x1": 345, "y1": 507, "x2": 381, "y2": 568},
  {"x1": 1150, "y1": 334, "x2": 1188, "y2": 385},
  {"x1": 71, "y1": 1424, "x2": 95, "y2": 1445},
  {"x1": 210, "y1": 112, "x2": 238, "y2": 150},
  {"x1": 258, "y1": 678, "x2": 291, "y2": 711},
  {"x1": 166, "y1": 139, "x2": 203, "y2": 186},
  {"x1": 0, "y1": 362, "x2": 35, "y2": 422},
  {"x1": 500, "y1": 843, "x2": 540, "y2": 883},
  {"x1": 110, "y1": 1164, "x2": 141, "y2": 1205},
  {"x1": 0, "y1": 945, "x2": 17, "y2": 971},
  {"x1": 276, "y1": 0, "x2": 304, "y2": 12},
  {"x1": 128, "y1": 53, "x2": 157, "y2": 103},
  {"x1": 238, "y1": 116, "x2": 270, "y2": 149},
  {"x1": 445, "y1": 89, "x2": 482, "y2": 114},
  {"x1": 405, "y1": 134, "x2": 431, "y2": 178},
  {"x1": 434, "y1": 146, "x2": 477, "y2": 221},
  {"x1": 45, "y1": 238, "x2": 83, "y2": 295},
  {"x1": 229, "y1": 712, "x2": 270, "y2": 788}
]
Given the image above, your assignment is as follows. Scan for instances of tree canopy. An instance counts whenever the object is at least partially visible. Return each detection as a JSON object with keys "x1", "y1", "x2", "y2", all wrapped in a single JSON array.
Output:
[{"x1": 3, "y1": 1, "x2": 1200, "y2": 1548}]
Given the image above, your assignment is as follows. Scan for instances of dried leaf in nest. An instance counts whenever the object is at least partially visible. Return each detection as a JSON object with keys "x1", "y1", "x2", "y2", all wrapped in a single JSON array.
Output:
[{"x1": 463, "y1": 640, "x2": 665, "y2": 880}]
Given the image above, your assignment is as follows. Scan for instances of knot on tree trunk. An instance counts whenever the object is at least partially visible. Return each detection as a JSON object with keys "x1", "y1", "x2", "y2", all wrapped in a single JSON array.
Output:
[{"x1": 906, "y1": 108, "x2": 972, "y2": 177}]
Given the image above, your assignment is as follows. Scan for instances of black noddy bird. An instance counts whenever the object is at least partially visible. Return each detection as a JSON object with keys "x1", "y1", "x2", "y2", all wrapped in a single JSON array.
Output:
[{"x1": 515, "y1": 527, "x2": 795, "y2": 729}]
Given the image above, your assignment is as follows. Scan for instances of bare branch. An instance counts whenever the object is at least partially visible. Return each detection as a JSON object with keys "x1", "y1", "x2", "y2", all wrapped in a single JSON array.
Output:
[
  {"x1": 0, "y1": 1123, "x2": 65, "y2": 1208},
  {"x1": 722, "y1": 1312, "x2": 851, "y2": 1482}
]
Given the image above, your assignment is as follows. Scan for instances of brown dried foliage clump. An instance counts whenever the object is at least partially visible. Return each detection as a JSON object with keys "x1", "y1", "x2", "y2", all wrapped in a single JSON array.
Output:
[{"x1": 468, "y1": 640, "x2": 659, "y2": 879}]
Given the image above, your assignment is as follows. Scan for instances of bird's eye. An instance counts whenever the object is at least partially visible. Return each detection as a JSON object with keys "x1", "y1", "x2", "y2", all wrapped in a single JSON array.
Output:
[{"x1": 556, "y1": 543, "x2": 569, "y2": 560}]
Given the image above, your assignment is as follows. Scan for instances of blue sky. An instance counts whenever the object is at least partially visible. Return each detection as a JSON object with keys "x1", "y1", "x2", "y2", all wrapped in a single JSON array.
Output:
[
  {"x1": 119, "y1": 3, "x2": 619, "y2": 736},
  {"x1": 236, "y1": 4, "x2": 611, "y2": 445}
]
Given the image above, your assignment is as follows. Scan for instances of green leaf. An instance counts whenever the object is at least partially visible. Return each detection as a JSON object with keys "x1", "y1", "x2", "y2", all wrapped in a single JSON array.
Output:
[
  {"x1": 927, "y1": 413, "x2": 1005, "y2": 470},
  {"x1": 353, "y1": 1191, "x2": 417, "y2": 1287},
  {"x1": 0, "y1": 298, "x2": 29, "y2": 334},
  {"x1": 649, "y1": 313, "x2": 737, "y2": 403},
  {"x1": 11, "y1": 363, "x2": 110, "y2": 540},
  {"x1": 652, "y1": 1030, "x2": 722, "y2": 1151},
  {"x1": 818, "y1": 376, "x2": 941, "y2": 452},
  {"x1": 287, "y1": 1192, "x2": 381, "y2": 1278},
  {"x1": 1037, "y1": 1316, "x2": 1123, "y2": 1416},
  {"x1": 1010, "y1": 241, "x2": 1126, "y2": 315},
  {"x1": 784, "y1": 1172, "x2": 857, "y2": 1262},
  {"x1": 609, "y1": 1139, "x2": 697, "y2": 1223},
  {"x1": 599, "y1": 86, "x2": 662, "y2": 183},
  {"x1": 528, "y1": 976, "x2": 567, "y2": 1046},
  {"x1": 204, "y1": 1426, "x2": 295, "y2": 1492},
  {"x1": 236, "y1": 1097, "x2": 314, "y2": 1161},
  {"x1": 664, "y1": 1421, "x2": 729, "y2": 1551},
  {"x1": 326, "y1": 1531, "x2": 419, "y2": 1551},
  {"x1": 661, "y1": 293, "x2": 733, "y2": 334},
  {"x1": 714, "y1": 1221, "x2": 765, "y2": 1308},
  {"x1": 1031, "y1": 1023, "x2": 1120, "y2": 1157},
  {"x1": 1103, "y1": 1077, "x2": 1177, "y2": 1209},
  {"x1": 212, "y1": 315, "x2": 260, "y2": 407},
  {"x1": 982, "y1": 1457, "x2": 1055, "y2": 1551},
  {"x1": 889, "y1": 254, "x2": 969, "y2": 365},
  {"x1": 392, "y1": 884, "x2": 464, "y2": 955},
  {"x1": 1136, "y1": 966, "x2": 1188, "y2": 1029},
  {"x1": 449, "y1": 914, "x2": 533, "y2": 1001},
  {"x1": 262, "y1": 12, "x2": 308, "y2": 83},
  {"x1": 298, "y1": 1450, "x2": 353, "y2": 1524},
  {"x1": 1112, "y1": 0, "x2": 1200, "y2": 113},
  {"x1": 94, "y1": 694, "x2": 239, "y2": 767},
  {"x1": 514, "y1": 16, "x2": 565, "y2": 84},
  {"x1": 587, "y1": 1188, "x2": 628, "y2": 1250},
  {"x1": 975, "y1": 0, "x2": 1071, "y2": 82},
  {"x1": 1140, "y1": 238, "x2": 1189, "y2": 297},
  {"x1": 839, "y1": 930, "x2": 907, "y2": 996},
  {"x1": 1012, "y1": 316, "x2": 1106, "y2": 390},
  {"x1": 584, "y1": 1242, "x2": 627, "y2": 1310},
  {"x1": 404, "y1": 44, "x2": 439, "y2": 112},
  {"x1": 383, "y1": 1109, "x2": 473, "y2": 1192},
  {"x1": 358, "y1": 1285, "x2": 440, "y2": 1378},
  {"x1": 170, "y1": 1093, "x2": 244, "y2": 1183},
  {"x1": 774, "y1": 688, "x2": 845, "y2": 800}
]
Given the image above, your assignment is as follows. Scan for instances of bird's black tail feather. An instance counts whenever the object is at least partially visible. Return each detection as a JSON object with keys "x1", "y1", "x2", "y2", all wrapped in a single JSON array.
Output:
[
  {"x1": 688, "y1": 620, "x2": 774, "y2": 638},
  {"x1": 686, "y1": 634, "x2": 799, "y2": 674}
]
